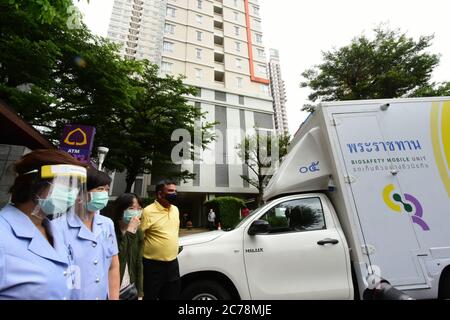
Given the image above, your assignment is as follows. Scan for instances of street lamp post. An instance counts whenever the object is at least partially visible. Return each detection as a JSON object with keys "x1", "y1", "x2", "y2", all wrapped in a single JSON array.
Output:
[{"x1": 97, "y1": 146, "x2": 109, "y2": 171}]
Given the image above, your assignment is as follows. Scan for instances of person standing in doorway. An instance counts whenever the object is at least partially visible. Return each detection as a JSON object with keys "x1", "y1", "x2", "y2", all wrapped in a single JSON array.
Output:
[
  {"x1": 140, "y1": 180, "x2": 180, "y2": 300},
  {"x1": 207, "y1": 208, "x2": 216, "y2": 230}
]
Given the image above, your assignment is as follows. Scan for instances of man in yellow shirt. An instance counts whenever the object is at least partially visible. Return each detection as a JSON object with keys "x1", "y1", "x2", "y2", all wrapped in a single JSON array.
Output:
[{"x1": 141, "y1": 180, "x2": 180, "y2": 300}]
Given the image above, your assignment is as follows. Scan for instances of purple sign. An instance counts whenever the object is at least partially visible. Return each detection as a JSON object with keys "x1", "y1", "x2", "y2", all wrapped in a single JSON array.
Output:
[{"x1": 59, "y1": 125, "x2": 96, "y2": 164}]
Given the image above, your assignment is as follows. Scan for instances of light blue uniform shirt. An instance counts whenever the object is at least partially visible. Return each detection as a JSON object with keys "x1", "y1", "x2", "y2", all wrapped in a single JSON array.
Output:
[
  {"x1": 0, "y1": 205, "x2": 72, "y2": 300},
  {"x1": 52, "y1": 212, "x2": 118, "y2": 300}
]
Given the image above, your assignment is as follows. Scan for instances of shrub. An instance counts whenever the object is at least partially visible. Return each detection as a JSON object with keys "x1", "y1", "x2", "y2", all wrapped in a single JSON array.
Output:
[{"x1": 204, "y1": 196, "x2": 245, "y2": 229}]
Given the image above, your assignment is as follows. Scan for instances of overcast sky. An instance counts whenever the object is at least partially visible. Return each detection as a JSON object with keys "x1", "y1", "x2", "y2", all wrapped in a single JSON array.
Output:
[{"x1": 76, "y1": 0, "x2": 450, "y2": 135}]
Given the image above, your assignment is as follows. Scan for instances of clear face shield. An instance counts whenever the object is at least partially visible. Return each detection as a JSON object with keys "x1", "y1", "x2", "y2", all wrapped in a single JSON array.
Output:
[{"x1": 30, "y1": 164, "x2": 88, "y2": 221}]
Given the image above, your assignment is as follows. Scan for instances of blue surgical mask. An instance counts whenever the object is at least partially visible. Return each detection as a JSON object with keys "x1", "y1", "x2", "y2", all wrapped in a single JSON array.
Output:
[
  {"x1": 86, "y1": 191, "x2": 109, "y2": 212},
  {"x1": 123, "y1": 209, "x2": 142, "y2": 223},
  {"x1": 38, "y1": 186, "x2": 79, "y2": 216}
]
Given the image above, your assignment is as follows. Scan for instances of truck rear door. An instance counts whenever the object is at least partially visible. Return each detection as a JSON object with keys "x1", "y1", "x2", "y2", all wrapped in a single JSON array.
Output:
[{"x1": 332, "y1": 112, "x2": 427, "y2": 286}]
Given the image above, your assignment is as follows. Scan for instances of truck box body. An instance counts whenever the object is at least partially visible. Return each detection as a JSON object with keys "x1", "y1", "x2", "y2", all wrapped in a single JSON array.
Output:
[
  {"x1": 264, "y1": 97, "x2": 450, "y2": 297},
  {"x1": 178, "y1": 97, "x2": 450, "y2": 300}
]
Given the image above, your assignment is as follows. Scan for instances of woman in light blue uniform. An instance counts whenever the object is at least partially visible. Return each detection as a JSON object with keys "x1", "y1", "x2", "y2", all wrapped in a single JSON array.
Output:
[
  {"x1": 0, "y1": 150, "x2": 88, "y2": 300},
  {"x1": 53, "y1": 169, "x2": 120, "y2": 300}
]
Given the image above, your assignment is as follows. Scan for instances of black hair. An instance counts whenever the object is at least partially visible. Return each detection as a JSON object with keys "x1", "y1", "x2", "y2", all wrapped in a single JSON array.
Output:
[
  {"x1": 87, "y1": 168, "x2": 112, "y2": 191},
  {"x1": 112, "y1": 193, "x2": 143, "y2": 224},
  {"x1": 155, "y1": 179, "x2": 177, "y2": 195}
]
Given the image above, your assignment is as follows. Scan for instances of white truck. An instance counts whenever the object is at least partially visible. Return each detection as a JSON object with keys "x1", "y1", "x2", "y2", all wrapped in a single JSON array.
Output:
[{"x1": 178, "y1": 97, "x2": 450, "y2": 300}]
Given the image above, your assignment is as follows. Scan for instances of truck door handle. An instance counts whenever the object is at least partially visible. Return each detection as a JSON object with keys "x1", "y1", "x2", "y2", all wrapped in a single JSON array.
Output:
[{"x1": 317, "y1": 238, "x2": 339, "y2": 245}]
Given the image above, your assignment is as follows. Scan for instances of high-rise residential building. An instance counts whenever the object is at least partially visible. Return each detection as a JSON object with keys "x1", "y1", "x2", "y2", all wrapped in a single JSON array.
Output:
[
  {"x1": 107, "y1": 0, "x2": 274, "y2": 225},
  {"x1": 268, "y1": 48, "x2": 289, "y2": 136},
  {"x1": 107, "y1": 0, "x2": 168, "y2": 66}
]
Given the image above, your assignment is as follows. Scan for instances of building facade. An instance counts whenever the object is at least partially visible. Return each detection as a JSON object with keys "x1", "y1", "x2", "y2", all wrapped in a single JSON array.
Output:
[
  {"x1": 107, "y1": 0, "x2": 274, "y2": 226},
  {"x1": 268, "y1": 48, "x2": 289, "y2": 136}
]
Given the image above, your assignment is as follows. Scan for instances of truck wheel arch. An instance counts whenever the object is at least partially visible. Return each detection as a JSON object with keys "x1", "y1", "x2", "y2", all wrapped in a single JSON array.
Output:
[
  {"x1": 438, "y1": 265, "x2": 450, "y2": 299},
  {"x1": 180, "y1": 271, "x2": 240, "y2": 300}
]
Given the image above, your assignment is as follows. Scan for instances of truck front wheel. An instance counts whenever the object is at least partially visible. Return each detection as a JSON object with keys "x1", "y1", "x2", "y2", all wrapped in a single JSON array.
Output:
[
  {"x1": 181, "y1": 280, "x2": 232, "y2": 300},
  {"x1": 439, "y1": 271, "x2": 450, "y2": 299}
]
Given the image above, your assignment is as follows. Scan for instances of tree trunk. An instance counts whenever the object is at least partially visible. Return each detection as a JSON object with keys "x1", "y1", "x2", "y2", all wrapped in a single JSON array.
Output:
[{"x1": 125, "y1": 165, "x2": 139, "y2": 193}]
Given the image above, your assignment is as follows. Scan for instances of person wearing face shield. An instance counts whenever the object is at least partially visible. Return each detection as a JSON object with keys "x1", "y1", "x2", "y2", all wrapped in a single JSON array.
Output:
[
  {"x1": 0, "y1": 149, "x2": 88, "y2": 300},
  {"x1": 52, "y1": 168, "x2": 120, "y2": 300},
  {"x1": 140, "y1": 180, "x2": 180, "y2": 300},
  {"x1": 112, "y1": 193, "x2": 144, "y2": 299}
]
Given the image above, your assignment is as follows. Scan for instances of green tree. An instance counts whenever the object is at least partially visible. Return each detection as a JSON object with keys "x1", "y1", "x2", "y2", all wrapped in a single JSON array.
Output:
[
  {"x1": 300, "y1": 27, "x2": 448, "y2": 110},
  {"x1": 0, "y1": 1, "x2": 215, "y2": 191},
  {"x1": 236, "y1": 132, "x2": 290, "y2": 206}
]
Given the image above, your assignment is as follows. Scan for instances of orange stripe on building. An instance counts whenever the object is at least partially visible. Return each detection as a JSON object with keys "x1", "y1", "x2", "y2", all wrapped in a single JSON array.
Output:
[{"x1": 244, "y1": 0, "x2": 269, "y2": 85}]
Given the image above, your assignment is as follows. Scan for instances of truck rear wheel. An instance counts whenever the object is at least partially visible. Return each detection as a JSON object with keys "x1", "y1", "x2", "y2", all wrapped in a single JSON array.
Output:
[{"x1": 181, "y1": 280, "x2": 232, "y2": 300}]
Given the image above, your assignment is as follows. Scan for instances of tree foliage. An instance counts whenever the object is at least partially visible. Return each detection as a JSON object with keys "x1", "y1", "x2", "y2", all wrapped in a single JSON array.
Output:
[
  {"x1": 0, "y1": 1, "x2": 214, "y2": 191},
  {"x1": 236, "y1": 132, "x2": 290, "y2": 206},
  {"x1": 300, "y1": 27, "x2": 448, "y2": 110}
]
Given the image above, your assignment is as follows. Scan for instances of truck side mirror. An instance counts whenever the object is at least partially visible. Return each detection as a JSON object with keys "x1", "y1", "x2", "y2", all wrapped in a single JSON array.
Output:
[{"x1": 248, "y1": 219, "x2": 270, "y2": 236}]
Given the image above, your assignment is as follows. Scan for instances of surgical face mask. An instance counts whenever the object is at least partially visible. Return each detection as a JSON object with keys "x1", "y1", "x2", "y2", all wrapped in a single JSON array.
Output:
[
  {"x1": 165, "y1": 193, "x2": 177, "y2": 204},
  {"x1": 86, "y1": 191, "x2": 109, "y2": 212},
  {"x1": 123, "y1": 209, "x2": 142, "y2": 224},
  {"x1": 38, "y1": 186, "x2": 79, "y2": 217}
]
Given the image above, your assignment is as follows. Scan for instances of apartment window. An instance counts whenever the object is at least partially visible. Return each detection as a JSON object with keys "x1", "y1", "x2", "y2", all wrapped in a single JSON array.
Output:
[
  {"x1": 237, "y1": 77, "x2": 243, "y2": 88},
  {"x1": 196, "y1": 31, "x2": 203, "y2": 41},
  {"x1": 258, "y1": 64, "x2": 267, "y2": 75},
  {"x1": 164, "y1": 23, "x2": 175, "y2": 34},
  {"x1": 234, "y1": 11, "x2": 239, "y2": 21},
  {"x1": 238, "y1": 95, "x2": 245, "y2": 105},
  {"x1": 195, "y1": 68, "x2": 202, "y2": 80},
  {"x1": 235, "y1": 58, "x2": 242, "y2": 69},
  {"x1": 163, "y1": 41, "x2": 174, "y2": 53},
  {"x1": 255, "y1": 33, "x2": 262, "y2": 43},
  {"x1": 234, "y1": 26, "x2": 240, "y2": 36},
  {"x1": 196, "y1": 48, "x2": 202, "y2": 59},
  {"x1": 166, "y1": 7, "x2": 176, "y2": 18},
  {"x1": 196, "y1": 14, "x2": 203, "y2": 24},
  {"x1": 257, "y1": 48, "x2": 265, "y2": 58},
  {"x1": 235, "y1": 41, "x2": 241, "y2": 52},
  {"x1": 197, "y1": 0, "x2": 203, "y2": 9},
  {"x1": 215, "y1": 90, "x2": 227, "y2": 101},
  {"x1": 253, "y1": 5, "x2": 259, "y2": 16},
  {"x1": 161, "y1": 61, "x2": 173, "y2": 74},
  {"x1": 260, "y1": 84, "x2": 269, "y2": 95},
  {"x1": 253, "y1": 19, "x2": 261, "y2": 29}
]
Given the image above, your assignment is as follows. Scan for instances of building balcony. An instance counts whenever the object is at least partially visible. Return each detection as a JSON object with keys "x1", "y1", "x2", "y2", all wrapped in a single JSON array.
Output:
[
  {"x1": 214, "y1": 70, "x2": 225, "y2": 83},
  {"x1": 126, "y1": 48, "x2": 137, "y2": 55},
  {"x1": 126, "y1": 42, "x2": 138, "y2": 48},
  {"x1": 131, "y1": 17, "x2": 141, "y2": 23},
  {"x1": 131, "y1": 10, "x2": 142, "y2": 17},
  {"x1": 128, "y1": 35, "x2": 139, "y2": 41},
  {"x1": 214, "y1": 20, "x2": 223, "y2": 30},
  {"x1": 128, "y1": 28, "x2": 140, "y2": 35},
  {"x1": 132, "y1": 5, "x2": 143, "y2": 11},
  {"x1": 214, "y1": 35, "x2": 224, "y2": 46},
  {"x1": 213, "y1": 6, "x2": 223, "y2": 15},
  {"x1": 130, "y1": 22, "x2": 141, "y2": 29},
  {"x1": 134, "y1": 0, "x2": 144, "y2": 5}
]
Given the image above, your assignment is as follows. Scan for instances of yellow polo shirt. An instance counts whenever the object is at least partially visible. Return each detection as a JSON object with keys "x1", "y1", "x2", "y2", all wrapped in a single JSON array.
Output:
[{"x1": 141, "y1": 201, "x2": 180, "y2": 261}]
